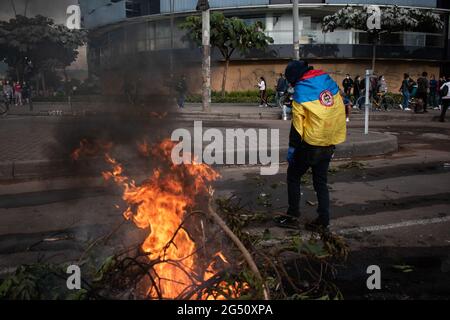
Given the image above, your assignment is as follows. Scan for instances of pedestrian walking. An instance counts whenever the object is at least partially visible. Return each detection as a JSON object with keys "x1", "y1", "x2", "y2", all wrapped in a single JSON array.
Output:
[
  {"x1": 3, "y1": 81, "x2": 13, "y2": 105},
  {"x1": 376, "y1": 75, "x2": 388, "y2": 110},
  {"x1": 276, "y1": 73, "x2": 288, "y2": 107},
  {"x1": 400, "y1": 73, "x2": 412, "y2": 111},
  {"x1": 438, "y1": 76, "x2": 446, "y2": 110},
  {"x1": 13, "y1": 81, "x2": 23, "y2": 106},
  {"x1": 275, "y1": 60, "x2": 347, "y2": 231},
  {"x1": 439, "y1": 76, "x2": 450, "y2": 122},
  {"x1": 353, "y1": 75, "x2": 362, "y2": 104},
  {"x1": 22, "y1": 81, "x2": 31, "y2": 105},
  {"x1": 257, "y1": 77, "x2": 268, "y2": 108},
  {"x1": 176, "y1": 75, "x2": 187, "y2": 109},
  {"x1": 429, "y1": 75, "x2": 439, "y2": 110},
  {"x1": 417, "y1": 72, "x2": 430, "y2": 113},
  {"x1": 342, "y1": 74, "x2": 353, "y2": 98}
]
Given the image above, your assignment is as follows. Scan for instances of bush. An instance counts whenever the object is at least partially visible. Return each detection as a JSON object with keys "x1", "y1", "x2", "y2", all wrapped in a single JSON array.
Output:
[{"x1": 187, "y1": 89, "x2": 276, "y2": 104}]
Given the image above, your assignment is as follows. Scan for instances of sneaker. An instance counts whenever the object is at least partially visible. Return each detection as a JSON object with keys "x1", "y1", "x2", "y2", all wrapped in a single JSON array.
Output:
[
  {"x1": 404, "y1": 108, "x2": 411, "y2": 111},
  {"x1": 274, "y1": 215, "x2": 299, "y2": 229},
  {"x1": 259, "y1": 105, "x2": 264, "y2": 108},
  {"x1": 346, "y1": 117, "x2": 350, "y2": 123},
  {"x1": 305, "y1": 218, "x2": 329, "y2": 232}
]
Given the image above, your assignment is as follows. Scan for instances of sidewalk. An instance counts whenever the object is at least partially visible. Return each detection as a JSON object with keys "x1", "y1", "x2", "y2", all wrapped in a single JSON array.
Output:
[
  {"x1": 7, "y1": 100, "x2": 444, "y2": 122},
  {"x1": 0, "y1": 113, "x2": 398, "y2": 181}
]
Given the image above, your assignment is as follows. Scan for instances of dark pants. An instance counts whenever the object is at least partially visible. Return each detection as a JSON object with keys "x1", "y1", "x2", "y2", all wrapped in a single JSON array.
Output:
[
  {"x1": 416, "y1": 92, "x2": 428, "y2": 111},
  {"x1": 177, "y1": 93, "x2": 185, "y2": 108},
  {"x1": 260, "y1": 90, "x2": 267, "y2": 105},
  {"x1": 429, "y1": 91, "x2": 437, "y2": 108},
  {"x1": 441, "y1": 99, "x2": 450, "y2": 121},
  {"x1": 287, "y1": 144, "x2": 335, "y2": 226}
]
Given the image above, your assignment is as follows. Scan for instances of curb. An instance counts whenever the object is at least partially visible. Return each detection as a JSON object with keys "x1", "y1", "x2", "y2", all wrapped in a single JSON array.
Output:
[{"x1": 0, "y1": 133, "x2": 397, "y2": 181}]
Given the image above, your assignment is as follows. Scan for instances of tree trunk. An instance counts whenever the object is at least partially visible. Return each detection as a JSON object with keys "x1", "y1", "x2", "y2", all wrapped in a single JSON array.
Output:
[
  {"x1": 41, "y1": 73, "x2": 47, "y2": 96},
  {"x1": 221, "y1": 58, "x2": 230, "y2": 97}
]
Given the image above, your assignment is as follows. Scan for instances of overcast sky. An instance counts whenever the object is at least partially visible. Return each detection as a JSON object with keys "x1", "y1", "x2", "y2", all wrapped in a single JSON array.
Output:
[{"x1": 0, "y1": 0, "x2": 77, "y2": 23}]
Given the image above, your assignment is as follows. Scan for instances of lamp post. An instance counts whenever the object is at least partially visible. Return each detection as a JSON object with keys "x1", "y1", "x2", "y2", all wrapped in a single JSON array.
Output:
[
  {"x1": 170, "y1": 0, "x2": 174, "y2": 86},
  {"x1": 197, "y1": 0, "x2": 211, "y2": 113},
  {"x1": 293, "y1": 0, "x2": 300, "y2": 60}
]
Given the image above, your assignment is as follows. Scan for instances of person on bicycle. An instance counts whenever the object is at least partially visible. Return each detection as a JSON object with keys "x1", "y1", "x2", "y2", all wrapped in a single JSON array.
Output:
[{"x1": 276, "y1": 73, "x2": 288, "y2": 108}]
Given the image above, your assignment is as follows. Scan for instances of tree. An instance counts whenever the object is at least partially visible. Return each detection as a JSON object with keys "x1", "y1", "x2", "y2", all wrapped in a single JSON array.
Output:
[
  {"x1": 0, "y1": 15, "x2": 87, "y2": 93},
  {"x1": 180, "y1": 13, "x2": 274, "y2": 96},
  {"x1": 322, "y1": 5, "x2": 444, "y2": 72}
]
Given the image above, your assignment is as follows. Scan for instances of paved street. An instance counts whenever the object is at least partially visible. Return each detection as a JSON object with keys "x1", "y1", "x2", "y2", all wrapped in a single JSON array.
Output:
[{"x1": 0, "y1": 109, "x2": 449, "y2": 298}]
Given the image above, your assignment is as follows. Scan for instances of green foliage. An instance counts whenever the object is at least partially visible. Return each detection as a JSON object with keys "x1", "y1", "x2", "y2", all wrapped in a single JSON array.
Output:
[
  {"x1": 322, "y1": 5, "x2": 444, "y2": 35},
  {"x1": 180, "y1": 13, "x2": 273, "y2": 95},
  {"x1": 187, "y1": 89, "x2": 276, "y2": 103},
  {"x1": 0, "y1": 264, "x2": 70, "y2": 300},
  {"x1": 180, "y1": 13, "x2": 273, "y2": 59},
  {"x1": 0, "y1": 15, "x2": 87, "y2": 81}
]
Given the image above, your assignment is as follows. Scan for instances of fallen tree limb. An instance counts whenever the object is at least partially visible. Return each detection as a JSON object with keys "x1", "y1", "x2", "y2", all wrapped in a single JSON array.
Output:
[{"x1": 205, "y1": 197, "x2": 271, "y2": 300}]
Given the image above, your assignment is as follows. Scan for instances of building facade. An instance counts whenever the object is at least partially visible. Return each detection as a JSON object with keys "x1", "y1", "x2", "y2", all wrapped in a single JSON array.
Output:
[{"x1": 79, "y1": 0, "x2": 450, "y2": 95}]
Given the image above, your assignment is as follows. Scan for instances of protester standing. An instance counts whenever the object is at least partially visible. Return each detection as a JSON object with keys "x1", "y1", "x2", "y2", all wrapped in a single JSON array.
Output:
[{"x1": 276, "y1": 60, "x2": 346, "y2": 231}]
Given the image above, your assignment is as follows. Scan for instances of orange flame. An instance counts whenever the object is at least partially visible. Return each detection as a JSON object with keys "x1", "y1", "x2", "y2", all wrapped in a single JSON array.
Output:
[{"x1": 104, "y1": 139, "x2": 230, "y2": 299}]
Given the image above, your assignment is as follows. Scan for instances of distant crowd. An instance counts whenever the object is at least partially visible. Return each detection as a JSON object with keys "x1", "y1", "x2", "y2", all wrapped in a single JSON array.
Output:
[{"x1": 1, "y1": 80, "x2": 32, "y2": 106}]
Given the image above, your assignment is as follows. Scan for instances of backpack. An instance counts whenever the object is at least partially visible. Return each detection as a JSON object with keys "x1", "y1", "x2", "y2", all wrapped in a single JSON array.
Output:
[
  {"x1": 417, "y1": 77, "x2": 427, "y2": 93},
  {"x1": 440, "y1": 83, "x2": 449, "y2": 97}
]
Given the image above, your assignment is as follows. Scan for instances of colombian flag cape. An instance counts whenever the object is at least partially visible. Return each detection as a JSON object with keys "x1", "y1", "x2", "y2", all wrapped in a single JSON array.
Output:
[{"x1": 292, "y1": 69, "x2": 347, "y2": 146}]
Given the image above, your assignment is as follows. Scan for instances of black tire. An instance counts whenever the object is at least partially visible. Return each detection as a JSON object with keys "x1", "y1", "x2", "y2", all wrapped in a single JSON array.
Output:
[
  {"x1": 356, "y1": 96, "x2": 366, "y2": 109},
  {"x1": 382, "y1": 95, "x2": 399, "y2": 110},
  {"x1": 0, "y1": 101, "x2": 9, "y2": 116}
]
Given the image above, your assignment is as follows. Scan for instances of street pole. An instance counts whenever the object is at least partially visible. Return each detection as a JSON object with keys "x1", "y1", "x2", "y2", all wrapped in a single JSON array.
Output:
[
  {"x1": 197, "y1": 0, "x2": 211, "y2": 112},
  {"x1": 364, "y1": 69, "x2": 373, "y2": 135},
  {"x1": 202, "y1": 9, "x2": 211, "y2": 112},
  {"x1": 170, "y1": 0, "x2": 174, "y2": 86},
  {"x1": 293, "y1": 0, "x2": 300, "y2": 60}
]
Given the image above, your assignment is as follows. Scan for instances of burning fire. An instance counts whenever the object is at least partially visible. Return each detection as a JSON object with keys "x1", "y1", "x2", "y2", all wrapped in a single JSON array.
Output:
[
  {"x1": 102, "y1": 139, "x2": 245, "y2": 299},
  {"x1": 71, "y1": 138, "x2": 113, "y2": 161}
]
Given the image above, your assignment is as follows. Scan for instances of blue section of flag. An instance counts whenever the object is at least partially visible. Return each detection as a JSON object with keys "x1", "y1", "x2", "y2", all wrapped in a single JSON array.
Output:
[{"x1": 293, "y1": 73, "x2": 339, "y2": 104}]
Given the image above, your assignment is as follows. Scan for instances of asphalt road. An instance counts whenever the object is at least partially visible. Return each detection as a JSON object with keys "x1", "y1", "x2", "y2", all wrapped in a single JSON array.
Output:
[{"x1": 0, "y1": 115, "x2": 449, "y2": 299}]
